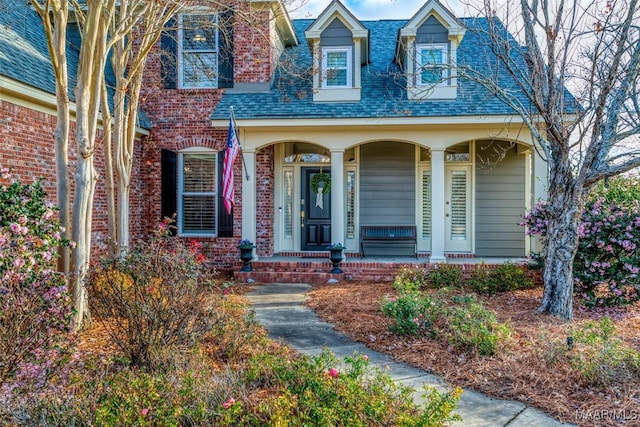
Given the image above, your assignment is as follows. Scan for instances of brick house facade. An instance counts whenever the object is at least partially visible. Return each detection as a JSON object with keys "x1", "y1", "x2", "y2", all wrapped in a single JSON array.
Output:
[{"x1": 1, "y1": 0, "x2": 550, "y2": 272}]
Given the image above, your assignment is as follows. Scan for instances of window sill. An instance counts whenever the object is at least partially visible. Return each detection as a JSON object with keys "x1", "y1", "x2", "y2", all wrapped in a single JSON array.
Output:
[
  {"x1": 407, "y1": 84, "x2": 457, "y2": 100},
  {"x1": 178, "y1": 232, "x2": 217, "y2": 238},
  {"x1": 313, "y1": 87, "x2": 361, "y2": 102}
]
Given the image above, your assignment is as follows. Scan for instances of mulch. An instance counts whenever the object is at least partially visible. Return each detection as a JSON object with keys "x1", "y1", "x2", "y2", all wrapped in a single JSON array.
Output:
[{"x1": 305, "y1": 281, "x2": 640, "y2": 427}]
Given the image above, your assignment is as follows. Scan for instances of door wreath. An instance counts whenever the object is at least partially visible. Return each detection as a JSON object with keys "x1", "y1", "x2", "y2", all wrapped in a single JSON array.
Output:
[{"x1": 311, "y1": 172, "x2": 331, "y2": 194}]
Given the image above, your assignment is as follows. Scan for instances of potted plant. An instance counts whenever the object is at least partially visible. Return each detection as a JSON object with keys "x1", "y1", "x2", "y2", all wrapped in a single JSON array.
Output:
[
  {"x1": 327, "y1": 243, "x2": 345, "y2": 274},
  {"x1": 238, "y1": 239, "x2": 255, "y2": 272}
]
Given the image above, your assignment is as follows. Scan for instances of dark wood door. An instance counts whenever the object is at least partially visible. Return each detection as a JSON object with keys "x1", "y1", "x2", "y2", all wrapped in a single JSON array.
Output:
[{"x1": 301, "y1": 167, "x2": 331, "y2": 251}]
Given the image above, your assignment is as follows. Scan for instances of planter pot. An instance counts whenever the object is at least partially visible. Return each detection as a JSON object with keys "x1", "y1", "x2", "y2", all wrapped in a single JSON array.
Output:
[
  {"x1": 328, "y1": 248, "x2": 344, "y2": 274},
  {"x1": 239, "y1": 246, "x2": 255, "y2": 272}
]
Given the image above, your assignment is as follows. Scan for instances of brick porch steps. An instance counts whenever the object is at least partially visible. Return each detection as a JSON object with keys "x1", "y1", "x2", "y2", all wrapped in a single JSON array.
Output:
[{"x1": 232, "y1": 255, "x2": 525, "y2": 284}]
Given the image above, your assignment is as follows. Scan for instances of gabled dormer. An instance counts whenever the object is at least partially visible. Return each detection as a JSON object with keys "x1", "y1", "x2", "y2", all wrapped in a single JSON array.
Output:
[
  {"x1": 396, "y1": 0, "x2": 465, "y2": 100},
  {"x1": 304, "y1": 0, "x2": 369, "y2": 102}
]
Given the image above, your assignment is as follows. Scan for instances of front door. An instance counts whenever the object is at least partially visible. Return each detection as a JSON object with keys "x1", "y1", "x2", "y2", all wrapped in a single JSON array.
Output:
[
  {"x1": 445, "y1": 166, "x2": 471, "y2": 252},
  {"x1": 301, "y1": 167, "x2": 331, "y2": 251}
]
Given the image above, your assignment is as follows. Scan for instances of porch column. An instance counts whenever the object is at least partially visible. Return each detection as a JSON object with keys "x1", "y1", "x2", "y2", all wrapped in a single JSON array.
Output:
[
  {"x1": 241, "y1": 149, "x2": 258, "y2": 259},
  {"x1": 430, "y1": 149, "x2": 446, "y2": 263},
  {"x1": 330, "y1": 149, "x2": 345, "y2": 245},
  {"x1": 532, "y1": 147, "x2": 549, "y2": 253},
  {"x1": 533, "y1": 148, "x2": 548, "y2": 201}
]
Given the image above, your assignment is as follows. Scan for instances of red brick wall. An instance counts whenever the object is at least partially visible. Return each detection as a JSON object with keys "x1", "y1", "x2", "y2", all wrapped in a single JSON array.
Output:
[
  {"x1": 140, "y1": 3, "x2": 280, "y2": 270},
  {"x1": 234, "y1": 6, "x2": 276, "y2": 83},
  {"x1": 139, "y1": 78, "x2": 238, "y2": 269},
  {"x1": 0, "y1": 100, "x2": 145, "y2": 262},
  {"x1": 1, "y1": 2, "x2": 280, "y2": 272},
  {"x1": 256, "y1": 145, "x2": 274, "y2": 256}
]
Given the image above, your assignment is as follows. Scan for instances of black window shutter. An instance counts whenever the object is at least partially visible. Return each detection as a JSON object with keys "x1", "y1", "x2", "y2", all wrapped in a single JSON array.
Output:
[
  {"x1": 218, "y1": 150, "x2": 234, "y2": 237},
  {"x1": 218, "y1": 10, "x2": 234, "y2": 89},
  {"x1": 161, "y1": 17, "x2": 177, "y2": 89},
  {"x1": 161, "y1": 149, "x2": 177, "y2": 235}
]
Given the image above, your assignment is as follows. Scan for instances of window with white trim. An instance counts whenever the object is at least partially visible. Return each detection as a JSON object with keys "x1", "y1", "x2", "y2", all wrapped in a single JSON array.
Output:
[
  {"x1": 416, "y1": 44, "x2": 448, "y2": 85},
  {"x1": 178, "y1": 151, "x2": 217, "y2": 236},
  {"x1": 179, "y1": 13, "x2": 219, "y2": 88},
  {"x1": 322, "y1": 47, "x2": 352, "y2": 88}
]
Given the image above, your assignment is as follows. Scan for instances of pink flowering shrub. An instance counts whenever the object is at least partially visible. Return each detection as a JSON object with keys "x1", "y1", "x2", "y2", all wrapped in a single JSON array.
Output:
[
  {"x1": 522, "y1": 178, "x2": 640, "y2": 308},
  {"x1": 0, "y1": 169, "x2": 73, "y2": 397}
]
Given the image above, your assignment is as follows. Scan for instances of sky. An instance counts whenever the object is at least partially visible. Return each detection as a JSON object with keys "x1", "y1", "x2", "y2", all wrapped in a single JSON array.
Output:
[{"x1": 291, "y1": 0, "x2": 470, "y2": 20}]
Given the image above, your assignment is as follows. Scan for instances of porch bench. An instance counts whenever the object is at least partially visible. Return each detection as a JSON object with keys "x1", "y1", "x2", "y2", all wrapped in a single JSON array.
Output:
[{"x1": 360, "y1": 225, "x2": 417, "y2": 258}]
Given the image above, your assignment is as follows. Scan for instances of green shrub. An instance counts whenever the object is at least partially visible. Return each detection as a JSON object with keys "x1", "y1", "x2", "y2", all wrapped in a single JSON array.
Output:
[
  {"x1": 242, "y1": 349, "x2": 461, "y2": 427},
  {"x1": 427, "y1": 263, "x2": 463, "y2": 288},
  {"x1": 381, "y1": 290, "x2": 440, "y2": 336},
  {"x1": 393, "y1": 266, "x2": 427, "y2": 292},
  {"x1": 568, "y1": 317, "x2": 640, "y2": 385},
  {"x1": 446, "y1": 295, "x2": 511, "y2": 355},
  {"x1": 381, "y1": 289, "x2": 511, "y2": 356},
  {"x1": 88, "y1": 219, "x2": 219, "y2": 371},
  {"x1": 468, "y1": 263, "x2": 534, "y2": 295}
]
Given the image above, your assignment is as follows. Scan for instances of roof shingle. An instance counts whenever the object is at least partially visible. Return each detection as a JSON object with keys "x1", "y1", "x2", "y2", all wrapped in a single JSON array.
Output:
[{"x1": 211, "y1": 17, "x2": 532, "y2": 120}]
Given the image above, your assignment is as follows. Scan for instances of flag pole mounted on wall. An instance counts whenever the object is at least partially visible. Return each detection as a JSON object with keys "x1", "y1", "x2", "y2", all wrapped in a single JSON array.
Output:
[
  {"x1": 222, "y1": 106, "x2": 248, "y2": 214},
  {"x1": 230, "y1": 107, "x2": 250, "y2": 181}
]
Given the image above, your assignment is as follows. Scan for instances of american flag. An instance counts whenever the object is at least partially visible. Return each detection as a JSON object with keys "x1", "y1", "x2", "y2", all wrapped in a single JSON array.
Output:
[{"x1": 222, "y1": 116, "x2": 240, "y2": 214}]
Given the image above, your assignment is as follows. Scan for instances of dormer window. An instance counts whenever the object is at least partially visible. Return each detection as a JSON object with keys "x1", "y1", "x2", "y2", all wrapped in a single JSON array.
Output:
[
  {"x1": 304, "y1": 1, "x2": 369, "y2": 102},
  {"x1": 179, "y1": 13, "x2": 219, "y2": 89},
  {"x1": 322, "y1": 47, "x2": 352, "y2": 88},
  {"x1": 417, "y1": 44, "x2": 448, "y2": 86},
  {"x1": 396, "y1": 0, "x2": 465, "y2": 100}
]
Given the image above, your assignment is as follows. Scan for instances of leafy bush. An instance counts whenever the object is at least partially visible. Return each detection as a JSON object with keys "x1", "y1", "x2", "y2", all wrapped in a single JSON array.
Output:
[
  {"x1": 393, "y1": 266, "x2": 427, "y2": 292},
  {"x1": 0, "y1": 169, "x2": 73, "y2": 397},
  {"x1": 522, "y1": 177, "x2": 640, "y2": 307},
  {"x1": 381, "y1": 291, "x2": 440, "y2": 336},
  {"x1": 446, "y1": 295, "x2": 511, "y2": 355},
  {"x1": 468, "y1": 263, "x2": 534, "y2": 295},
  {"x1": 88, "y1": 220, "x2": 218, "y2": 371},
  {"x1": 242, "y1": 349, "x2": 462, "y2": 426},
  {"x1": 541, "y1": 317, "x2": 640, "y2": 386},
  {"x1": 382, "y1": 288, "x2": 511, "y2": 355},
  {"x1": 569, "y1": 318, "x2": 640, "y2": 386},
  {"x1": 427, "y1": 263, "x2": 463, "y2": 288}
]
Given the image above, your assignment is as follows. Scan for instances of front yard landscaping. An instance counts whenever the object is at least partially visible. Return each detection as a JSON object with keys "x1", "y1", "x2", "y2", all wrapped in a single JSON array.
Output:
[{"x1": 306, "y1": 272, "x2": 640, "y2": 427}]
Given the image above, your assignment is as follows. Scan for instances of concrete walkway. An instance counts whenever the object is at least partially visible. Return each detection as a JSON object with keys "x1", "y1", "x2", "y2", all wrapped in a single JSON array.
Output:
[{"x1": 246, "y1": 282, "x2": 574, "y2": 427}]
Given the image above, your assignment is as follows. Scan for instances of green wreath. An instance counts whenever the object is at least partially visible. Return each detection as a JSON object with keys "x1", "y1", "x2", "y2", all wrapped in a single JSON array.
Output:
[{"x1": 311, "y1": 172, "x2": 331, "y2": 194}]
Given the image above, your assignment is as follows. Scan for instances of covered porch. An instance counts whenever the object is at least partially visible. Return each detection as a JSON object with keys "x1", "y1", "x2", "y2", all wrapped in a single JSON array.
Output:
[{"x1": 236, "y1": 130, "x2": 545, "y2": 264}]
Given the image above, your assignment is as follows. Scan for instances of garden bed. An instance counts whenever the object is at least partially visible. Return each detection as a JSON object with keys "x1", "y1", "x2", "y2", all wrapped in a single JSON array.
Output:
[{"x1": 306, "y1": 282, "x2": 640, "y2": 427}]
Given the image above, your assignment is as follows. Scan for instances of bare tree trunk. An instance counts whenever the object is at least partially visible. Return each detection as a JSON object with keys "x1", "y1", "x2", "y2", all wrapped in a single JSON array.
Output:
[
  {"x1": 115, "y1": 76, "x2": 139, "y2": 253},
  {"x1": 31, "y1": 0, "x2": 71, "y2": 275},
  {"x1": 54, "y1": 89, "x2": 71, "y2": 274},
  {"x1": 538, "y1": 207, "x2": 581, "y2": 318},
  {"x1": 116, "y1": 184, "x2": 130, "y2": 250},
  {"x1": 101, "y1": 83, "x2": 117, "y2": 256},
  {"x1": 538, "y1": 159, "x2": 584, "y2": 319},
  {"x1": 70, "y1": 1, "x2": 110, "y2": 329},
  {"x1": 71, "y1": 148, "x2": 97, "y2": 327}
]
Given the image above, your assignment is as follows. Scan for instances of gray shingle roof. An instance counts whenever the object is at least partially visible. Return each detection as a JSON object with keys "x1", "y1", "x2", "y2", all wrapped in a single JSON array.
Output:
[
  {"x1": 211, "y1": 18, "x2": 534, "y2": 121},
  {"x1": 0, "y1": 0, "x2": 150, "y2": 129},
  {"x1": 0, "y1": 1, "x2": 77, "y2": 96}
]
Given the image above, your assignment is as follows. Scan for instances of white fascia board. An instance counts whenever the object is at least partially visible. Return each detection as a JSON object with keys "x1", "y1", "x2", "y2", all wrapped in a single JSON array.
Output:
[
  {"x1": 401, "y1": 0, "x2": 465, "y2": 40},
  {"x1": 211, "y1": 114, "x2": 528, "y2": 129},
  {"x1": 1, "y1": 76, "x2": 150, "y2": 136},
  {"x1": 305, "y1": 1, "x2": 368, "y2": 38}
]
